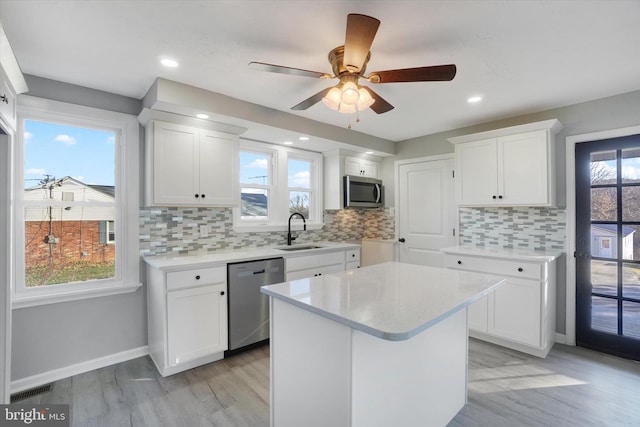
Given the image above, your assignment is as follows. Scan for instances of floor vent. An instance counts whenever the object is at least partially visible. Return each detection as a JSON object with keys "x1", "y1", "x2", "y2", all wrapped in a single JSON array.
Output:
[{"x1": 10, "y1": 384, "x2": 52, "y2": 403}]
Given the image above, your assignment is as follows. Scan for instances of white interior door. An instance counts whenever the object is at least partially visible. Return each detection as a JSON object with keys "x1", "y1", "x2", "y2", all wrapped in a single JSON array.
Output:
[{"x1": 397, "y1": 156, "x2": 456, "y2": 267}]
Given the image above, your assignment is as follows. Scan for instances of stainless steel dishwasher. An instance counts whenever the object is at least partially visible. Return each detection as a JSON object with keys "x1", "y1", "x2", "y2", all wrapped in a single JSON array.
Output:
[{"x1": 226, "y1": 257, "x2": 285, "y2": 355}]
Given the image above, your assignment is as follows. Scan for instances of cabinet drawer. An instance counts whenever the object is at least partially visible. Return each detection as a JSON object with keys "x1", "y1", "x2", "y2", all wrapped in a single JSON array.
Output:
[
  {"x1": 286, "y1": 251, "x2": 345, "y2": 272},
  {"x1": 443, "y1": 254, "x2": 543, "y2": 281},
  {"x1": 166, "y1": 266, "x2": 226, "y2": 291},
  {"x1": 345, "y1": 248, "x2": 360, "y2": 263}
]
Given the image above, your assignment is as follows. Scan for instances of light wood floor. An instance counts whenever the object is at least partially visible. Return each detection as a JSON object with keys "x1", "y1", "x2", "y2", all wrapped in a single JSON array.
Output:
[{"x1": 18, "y1": 339, "x2": 640, "y2": 426}]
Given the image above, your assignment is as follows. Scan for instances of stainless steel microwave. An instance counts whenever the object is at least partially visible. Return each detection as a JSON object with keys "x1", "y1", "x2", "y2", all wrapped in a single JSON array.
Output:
[{"x1": 343, "y1": 175, "x2": 384, "y2": 208}]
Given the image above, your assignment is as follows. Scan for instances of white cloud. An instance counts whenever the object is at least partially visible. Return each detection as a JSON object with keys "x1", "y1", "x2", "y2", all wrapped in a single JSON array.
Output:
[
  {"x1": 106, "y1": 135, "x2": 115, "y2": 144},
  {"x1": 24, "y1": 131, "x2": 33, "y2": 141},
  {"x1": 72, "y1": 175, "x2": 85, "y2": 182},
  {"x1": 622, "y1": 165, "x2": 639, "y2": 180},
  {"x1": 25, "y1": 168, "x2": 46, "y2": 175},
  {"x1": 249, "y1": 158, "x2": 268, "y2": 169},
  {"x1": 289, "y1": 171, "x2": 310, "y2": 187},
  {"x1": 55, "y1": 134, "x2": 76, "y2": 146}
]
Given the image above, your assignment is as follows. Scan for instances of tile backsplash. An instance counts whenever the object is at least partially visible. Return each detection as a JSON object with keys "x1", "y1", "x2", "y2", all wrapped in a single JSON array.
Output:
[
  {"x1": 139, "y1": 207, "x2": 395, "y2": 256},
  {"x1": 458, "y1": 207, "x2": 566, "y2": 251}
]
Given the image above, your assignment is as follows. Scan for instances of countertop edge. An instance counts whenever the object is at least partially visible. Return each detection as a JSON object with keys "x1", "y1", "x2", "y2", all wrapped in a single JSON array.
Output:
[{"x1": 441, "y1": 246, "x2": 563, "y2": 262}]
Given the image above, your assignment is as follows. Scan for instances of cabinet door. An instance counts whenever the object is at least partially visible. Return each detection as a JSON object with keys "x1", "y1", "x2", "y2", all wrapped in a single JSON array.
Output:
[
  {"x1": 498, "y1": 130, "x2": 549, "y2": 205},
  {"x1": 488, "y1": 277, "x2": 541, "y2": 347},
  {"x1": 153, "y1": 122, "x2": 200, "y2": 205},
  {"x1": 359, "y1": 159, "x2": 378, "y2": 178},
  {"x1": 198, "y1": 131, "x2": 239, "y2": 206},
  {"x1": 167, "y1": 283, "x2": 228, "y2": 367},
  {"x1": 455, "y1": 138, "x2": 498, "y2": 205},
  {"x1": 344, "y1": 157, "x2": 364, "y2": 176},
  {"x1": 0, "y1": 65, "x2": 17, "y2": 131}
]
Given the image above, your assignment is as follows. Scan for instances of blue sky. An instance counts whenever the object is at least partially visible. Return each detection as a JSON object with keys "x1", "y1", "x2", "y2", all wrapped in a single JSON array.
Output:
[
  {"x1": 24, "y1": 120, "x2": 115, "y2": 188},
  {"x1": 239, "y1": 151, "x2": 310, "y2": 188}
]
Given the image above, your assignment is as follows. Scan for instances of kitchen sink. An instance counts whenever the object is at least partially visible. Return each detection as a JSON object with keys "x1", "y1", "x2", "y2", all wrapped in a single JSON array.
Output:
[{"x1": 276, "y1": 245, "x2": 324, "y2": 251}]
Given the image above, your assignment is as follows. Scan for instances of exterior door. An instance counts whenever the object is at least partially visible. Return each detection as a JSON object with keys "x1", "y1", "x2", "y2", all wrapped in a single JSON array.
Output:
[
  {"x1": 575, "y1": 135, "x2": 640, "y2": 360},
  {"x1": 397, "y1": 157, "x2": 456, "y2": 267}
]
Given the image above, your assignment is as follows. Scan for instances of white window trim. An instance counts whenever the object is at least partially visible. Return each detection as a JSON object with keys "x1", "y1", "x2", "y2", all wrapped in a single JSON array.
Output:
[
  {"x1": 13, "y1": 95, "x2": 140, "y2": 309},
  {"x1": 233, "y1": 140, "x2": 323, "y2": 233}
]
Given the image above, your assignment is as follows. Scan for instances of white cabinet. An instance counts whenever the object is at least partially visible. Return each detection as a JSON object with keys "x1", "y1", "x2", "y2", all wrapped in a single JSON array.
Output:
[
  {"x1": 324, "y1": 150, "x2": 381, "y2": 209},
  {"x1": 443, "y1": 251, "x2": 556, "y2": 358},
  {"x1": 0, "y1": 65, "x2": 17, "y2": 132},
  {"x1": 146, "y1": 264, "x2": 228, "y2": 376},
  {"x1": 344, "y1": 156, "x2": 378, "y2": 178},
  {"x1": 449, "y1": 119, "x2": 562, "y2": 207},
  {"x1": 345, "y1": 248, "x2": 360, "y2": 270},
  {"x1": 145, "y1": 119, "x2": 239, "y2": 207},
  {"x1": 285, "y1": 250, "x2": 346, "y2": 280}
]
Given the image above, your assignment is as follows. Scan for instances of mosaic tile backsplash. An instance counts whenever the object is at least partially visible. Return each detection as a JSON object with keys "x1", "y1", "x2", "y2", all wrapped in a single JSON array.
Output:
[
  {"x1": 458, "y1": 207, "x2": 566, "y2": 251},
  {"x1": 139, "y1": 207, "x2": 395, "y2": 256}
]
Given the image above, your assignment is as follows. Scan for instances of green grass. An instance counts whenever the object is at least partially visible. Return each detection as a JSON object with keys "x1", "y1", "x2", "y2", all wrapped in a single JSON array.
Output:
[{"x1": 26, "y1": 261, "x2": 115, "y2": 287}]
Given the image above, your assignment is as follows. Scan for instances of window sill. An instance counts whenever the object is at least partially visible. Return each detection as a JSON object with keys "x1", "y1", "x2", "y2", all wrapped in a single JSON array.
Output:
[
  {"x1": 232, "y1": 222, "x2": 324, "y2": 234},
  {"x1": 12, "y1": 282, "x2": 142, "y2": 309}
]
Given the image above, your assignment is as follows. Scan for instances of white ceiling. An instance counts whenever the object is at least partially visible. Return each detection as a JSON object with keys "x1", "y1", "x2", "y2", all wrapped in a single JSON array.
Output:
[{"x1": 2, "y1": 0, "x2": 639, "y2": 147}]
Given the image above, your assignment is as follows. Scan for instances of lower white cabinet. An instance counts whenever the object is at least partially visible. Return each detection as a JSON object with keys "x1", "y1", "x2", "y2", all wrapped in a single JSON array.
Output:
[
  {"x1": 443, "y1": 251, "x2": 557, "y2": 358},
  {"x1": 147, "y1": 265, "x2": 228, "y2": 376},
  {"x1": 285, "y1": 248, "x2": 361, "y2": 280}
]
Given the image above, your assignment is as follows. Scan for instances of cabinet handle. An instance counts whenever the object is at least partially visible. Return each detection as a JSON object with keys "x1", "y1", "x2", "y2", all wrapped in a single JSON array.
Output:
[
  {"x1": 220, "y1": 291, "x2": 225, "y2": 296},
  {"x1": 457, "y1": 260, "x2": 462, "y2": 265},
  {"x1": 398, "y1": 238, "x2": 406, "y2": 243},
  {"x1": 201, "y1": 194, "x2": 206, "y2": 199},
  {"x1": 517, "y1": 267, "x2": 523, "y2": 272},
  {"x1": 492, "y1": 195, "x2": 497, "y2": 199},
  {"x1": 195, "y1": 275, "x2": 201, "y2": 280},
  {"x1": 498, "y1": 195, "x2": 503, "y2": 199},
  {"x1": 0, "y1": 95, "x2": 7, "y2": 104},
  {"x1": 351, "y1": 253, "x2": 356, "y2": 258},
  {"x1": 195, "y1": 194, "x2": 199, "y2": 198}
]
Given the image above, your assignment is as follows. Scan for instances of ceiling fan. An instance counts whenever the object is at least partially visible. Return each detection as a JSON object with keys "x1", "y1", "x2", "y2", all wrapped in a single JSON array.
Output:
[{"x1": 249, "y1": 13, "x2": 457, "y2": 115}]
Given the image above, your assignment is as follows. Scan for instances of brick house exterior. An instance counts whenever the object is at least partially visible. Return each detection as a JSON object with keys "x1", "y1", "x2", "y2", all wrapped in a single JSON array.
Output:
[{"x1": 24, "y1": 177, "x2": 115, "y2": 267}]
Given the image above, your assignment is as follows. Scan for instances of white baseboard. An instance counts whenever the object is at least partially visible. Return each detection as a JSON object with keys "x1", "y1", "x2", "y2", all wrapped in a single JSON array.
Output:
[
  {"x1": 11, "y1": 346, "x2": 149, "y2": 394},
  {"x1": 555, "y1": 332, "x2": 568, "y2": 345}
]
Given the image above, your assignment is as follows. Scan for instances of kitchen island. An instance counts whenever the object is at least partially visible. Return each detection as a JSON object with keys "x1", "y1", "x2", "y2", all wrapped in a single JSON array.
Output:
[{"x1": 261, "y1": 261, "x2": 506, "y2": 427}]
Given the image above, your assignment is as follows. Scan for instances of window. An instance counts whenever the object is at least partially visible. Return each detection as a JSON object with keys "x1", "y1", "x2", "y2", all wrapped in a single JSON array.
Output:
[
  {"x1": 234, "y1": 140, "x2": 322, "y2": 232},
  {"x1": 14, "y1": 97, "x2": 140, "y2": 307}
]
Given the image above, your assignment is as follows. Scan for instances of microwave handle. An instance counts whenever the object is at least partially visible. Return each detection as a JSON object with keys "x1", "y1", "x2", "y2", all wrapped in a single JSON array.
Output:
[{"x1": 374, "y1": 184, "x2": 381, "y2": 203}]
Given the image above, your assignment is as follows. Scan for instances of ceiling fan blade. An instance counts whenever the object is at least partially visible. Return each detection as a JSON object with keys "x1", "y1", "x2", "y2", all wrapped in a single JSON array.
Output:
[
  {"x1": 368, "y1": 64, "x2": 457, "y2": 83},
  {"x1": 249, "y1": 61, "x2": 330, "y2": 79},
  {"x1": 291, "y1": 87, "x2": 333, "y2": 110},
  {"x1": 361, "y1": 86, "x2": 394, "y2": 114},
  {"x1": 343, "y1": 14, "x2": 380, "y2": 73}
]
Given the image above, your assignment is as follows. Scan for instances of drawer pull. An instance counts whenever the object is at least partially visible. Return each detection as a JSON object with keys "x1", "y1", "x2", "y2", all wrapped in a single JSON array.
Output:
[
  {"x1": 457, "y1": 260, "x2": 462, "y2": 265},
  {"x1": 195, "y1": 275, "x2": 201, "y2": 280},
  {"x1": 517, "y1": 268, "x2": 523, "y2": 272},
  {"x1": 0, "y1": 95, "x2": 7, "y2": 104},
  {"x1": 220, "y1": 291, "x2": 225, "y2": 296}
]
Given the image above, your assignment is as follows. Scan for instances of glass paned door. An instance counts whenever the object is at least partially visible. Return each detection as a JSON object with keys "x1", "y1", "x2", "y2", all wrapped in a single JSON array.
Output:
[{"x1": 575, "y1": 136, "x2": 640, "y2": 360}]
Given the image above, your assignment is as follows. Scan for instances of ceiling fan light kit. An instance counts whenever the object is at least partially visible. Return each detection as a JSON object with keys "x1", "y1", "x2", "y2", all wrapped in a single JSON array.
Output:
[{"x1": 249, "y1": 13, "x2": 457, "y2": 123}]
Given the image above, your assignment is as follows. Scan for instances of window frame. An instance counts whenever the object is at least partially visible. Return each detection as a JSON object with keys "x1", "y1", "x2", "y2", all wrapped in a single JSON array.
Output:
[
  {"x1": 233, "y1": 140, "x2": 323, "y2": 233},
  {"x1": 13, "y1": 96, "x2": 140, "y2": 308}
]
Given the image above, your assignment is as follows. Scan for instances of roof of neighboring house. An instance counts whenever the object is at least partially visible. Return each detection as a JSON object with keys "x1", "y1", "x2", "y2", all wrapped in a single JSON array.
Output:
[
  {"x1": 591, "y1": 223, "x2": 635, "y2": 236},
  {"x1": 88, "y1": 184, "x2": 115, "y2": 198},
  {"x1": 25, "y1": 176, "x2": 115, "y2": 199}
]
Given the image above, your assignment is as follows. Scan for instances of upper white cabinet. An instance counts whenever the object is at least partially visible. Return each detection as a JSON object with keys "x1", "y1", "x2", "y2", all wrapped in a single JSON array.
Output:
[
  {"x1": 0, "y1": 23, "x2": 28, "y2": 133},
  {"x1": 140, "y1": 110, "x2": 244, "y2": 207},
  {"x1": 324, "y1": 149, "x2": 381, "y2": 210},
  {"x1": 449, "y1": 119, "x2": 562, "y2": 207},
  {"x1": 344, "y1": 156, "x2": 378, "y2": 178},
  {"x1": 0, "y1": 65, "x2": 17, "y2": 132}
]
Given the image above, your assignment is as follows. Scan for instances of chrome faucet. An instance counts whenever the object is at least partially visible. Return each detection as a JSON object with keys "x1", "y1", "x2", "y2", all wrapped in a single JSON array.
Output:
[{"x1": 287, "y1": 212, "x2": 307, "y2": 245}]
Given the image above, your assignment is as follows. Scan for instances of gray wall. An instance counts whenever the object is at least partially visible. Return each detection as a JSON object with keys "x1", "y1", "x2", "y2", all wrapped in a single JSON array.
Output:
[
  {"x1": 11, "y1": 76, "x2": 147, "y2": 381},
  {"x1": 382, "y1": 89, "x2": 640, "y2": 337}
]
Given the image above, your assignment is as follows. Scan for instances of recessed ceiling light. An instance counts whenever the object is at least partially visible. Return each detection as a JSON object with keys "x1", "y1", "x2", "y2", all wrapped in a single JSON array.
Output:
[
  {"x1": 160, "y1": 58, "x2": 179, "y2": 68},
  {"x1": 196, "y1": 113, "x2": 209, "y2": 119},
  {"x1": 468, "y1": 96, "x2": 482, "y2": 103},
  {"x1": 298, "y1": 136, "x2": 309, "y2": 141},
  {"x1": 365, "y1": 151, "x2": 374, "y2": 154},
  {"x1": 283, "y1": 141, "x2": 293, "y2": 145}
]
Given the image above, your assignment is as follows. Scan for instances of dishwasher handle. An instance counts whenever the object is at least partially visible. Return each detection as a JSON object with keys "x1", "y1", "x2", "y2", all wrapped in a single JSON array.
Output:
[{"x1": 253, "y1": 269, "x2": 266, "y2": 275}]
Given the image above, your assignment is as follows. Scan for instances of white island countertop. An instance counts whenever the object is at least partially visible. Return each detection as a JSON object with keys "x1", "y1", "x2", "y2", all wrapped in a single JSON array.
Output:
[
  {"x1": 261, "y1": 261, "x2": 506, "y2": 341},
  {"x1": 442, "y1": 245, "x2": 563, "y2": 262}
]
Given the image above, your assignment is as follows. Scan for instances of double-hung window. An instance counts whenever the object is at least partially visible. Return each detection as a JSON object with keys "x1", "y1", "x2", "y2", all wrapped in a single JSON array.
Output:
[
  {"x1": 234, "y1": 140, "x2": 323, "y2": 232},
  {"x1": 14, "y1": 96, "x2": 140, "y2": 307}
]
